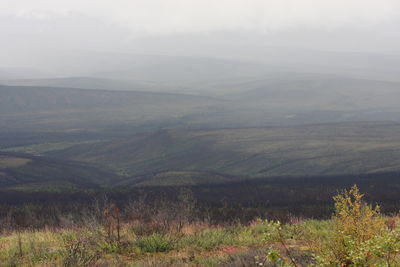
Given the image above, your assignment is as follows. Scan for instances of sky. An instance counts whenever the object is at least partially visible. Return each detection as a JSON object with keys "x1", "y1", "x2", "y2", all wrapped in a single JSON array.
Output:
[
  {"x1": 1, "y1": 0, "x2": 400, "y2": 74},
  {"x1": 1, "y1": 0, "x2": 400, "y2": 35}
]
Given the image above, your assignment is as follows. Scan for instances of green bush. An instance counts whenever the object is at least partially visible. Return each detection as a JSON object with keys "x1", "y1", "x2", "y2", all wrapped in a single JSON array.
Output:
[
  {"x1": 259, "y1": 186, "x2": 400, "y2": 266},
  {"x1": 312, "y1": 185, "x2": 400, "y2": 266}
]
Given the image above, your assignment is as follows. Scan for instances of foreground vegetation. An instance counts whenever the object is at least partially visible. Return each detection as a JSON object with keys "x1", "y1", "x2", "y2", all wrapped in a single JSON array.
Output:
[{"x1": 0, "y1": 186, "x2": 399, "y2": 266}]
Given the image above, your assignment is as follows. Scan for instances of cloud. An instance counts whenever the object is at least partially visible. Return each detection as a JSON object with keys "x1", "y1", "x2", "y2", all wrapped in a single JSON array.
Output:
[{"x1": 1, "y1": 0, "x2": 400, "y2": 36}]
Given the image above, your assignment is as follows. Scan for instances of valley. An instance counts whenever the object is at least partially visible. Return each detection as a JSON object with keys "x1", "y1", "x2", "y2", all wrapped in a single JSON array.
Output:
[{"x1": 2, "y1": 121, "x2": 400, "y2": 190}]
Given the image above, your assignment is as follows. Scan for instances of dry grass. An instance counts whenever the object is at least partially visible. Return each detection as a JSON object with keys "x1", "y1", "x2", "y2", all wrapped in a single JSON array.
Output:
[
  {"x1": 0, "y1": 216, "x2": 398, "y2": 266},
  {"x1": 1, "y1": 187, "x2": 399, "y2": 266}
]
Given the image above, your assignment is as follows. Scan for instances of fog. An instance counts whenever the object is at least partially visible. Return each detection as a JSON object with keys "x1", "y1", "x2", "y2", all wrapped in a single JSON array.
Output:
[{"x1": 0, "y1": 1, "x2": 400, "y2": 78}]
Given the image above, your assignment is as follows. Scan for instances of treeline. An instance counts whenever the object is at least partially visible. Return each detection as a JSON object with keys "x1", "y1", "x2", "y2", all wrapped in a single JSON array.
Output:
[{"x1": 1, "y1": 171, "x2": 399, "y2": 232}]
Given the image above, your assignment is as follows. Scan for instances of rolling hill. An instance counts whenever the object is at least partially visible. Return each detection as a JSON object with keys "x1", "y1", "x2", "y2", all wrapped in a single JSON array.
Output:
[
  {"x1": 0, "y1": 85, "x2": 217, "y2": 114},
  {"x1": 2, "y1": 73, "x2": 400, "y2": 135},
  {"x1": 0, "y1": 85, "x2": 220, "y2": 134},
  {"x1": 48, "y1": 122, "x2": 400, "y2": 182},
  {"x1": 226, "y1": 74, "x2": 400, "y2": 110},
  {"x1": 2, "y1": 73, "x2": 400, "y2": 189},
  {"x1": 174, "y1": 74, "x2": 400, "y2": 128},
  {"x1": 0, "y1": 152, "x2": 115, "y2": 191}
]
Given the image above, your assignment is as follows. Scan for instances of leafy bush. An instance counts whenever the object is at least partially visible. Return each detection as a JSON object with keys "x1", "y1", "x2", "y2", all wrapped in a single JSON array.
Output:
[
  {"x1": 312, "y1": 185, "x2": 400, "y2": 266},
  {"x1": 260, "y1": 185, "x2": 400, "y2": 266}
]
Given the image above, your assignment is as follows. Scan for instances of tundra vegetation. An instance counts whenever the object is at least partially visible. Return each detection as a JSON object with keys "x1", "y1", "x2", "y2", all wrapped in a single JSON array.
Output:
[{"x1": 0, "y1": 185, "x2": 398, "y2": 266}]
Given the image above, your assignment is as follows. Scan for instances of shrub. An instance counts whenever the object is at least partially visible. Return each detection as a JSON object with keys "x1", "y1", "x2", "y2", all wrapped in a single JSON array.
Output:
[
  {"x1": 61, "y1": 233, "x2": 100, "y2": 267},
  {"x1": 312, "y1": 185, "x2": 400, "y2": 266}
]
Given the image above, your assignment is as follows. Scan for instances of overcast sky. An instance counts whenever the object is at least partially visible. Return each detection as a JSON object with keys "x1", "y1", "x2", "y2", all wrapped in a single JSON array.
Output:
[
  {"x1": 1, "y1": 0, "x2": 400, "y2": 73},
  {"x1": 2, "y1": 0, "x2": 400, "y2": 35}
]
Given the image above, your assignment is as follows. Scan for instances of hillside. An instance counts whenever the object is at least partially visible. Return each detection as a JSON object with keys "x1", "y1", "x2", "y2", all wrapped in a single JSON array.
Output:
[
  {"x1": 49, "y1": 122, "x2": 400, "y2": 180},
  {"x1": 0, "y1": 85, "x2": 217, "y2": 114},
  {"x1": 0, "y1": 152, "x2": 115, "y2": 191},
  {"x1": 2, "y1": 74, "x2": 400, "y2": 135},
  {"x1": 0, "y1": 85, "x2": 220, "y2": 133},
  {"x1": 162, "y1": 74, "x2": 400, "y2": 128},
  {"x1": 226, "y1": 74, "x2": 400, "y2": 109}
]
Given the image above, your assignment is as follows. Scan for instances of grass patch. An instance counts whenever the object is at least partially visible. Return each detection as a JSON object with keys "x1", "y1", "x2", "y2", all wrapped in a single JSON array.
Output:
[{"x1": 136, "y1": 233, "x2": 176, "y2": 253}]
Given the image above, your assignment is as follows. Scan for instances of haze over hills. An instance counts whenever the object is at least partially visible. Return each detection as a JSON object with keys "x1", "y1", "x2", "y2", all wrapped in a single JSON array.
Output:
[
  {"x1": 2, "y1": 68, "x2": 400, "y2": 189},
  {"x1": 0, "y1": 85, "x2": 220, "y2": 134},
  {"x1": 0, "y1": 77, "x2": 156, "y2": 92},
  {"x1": 3, "y1": 45, "x2": 400, "y2": 82},
  {"x1": 1, "y1": 52, "x2": 278, "y2": 85},
  {"x1": 2, "y1": 72, "x2": 400, "y2": 135},
  {"x1": 0, "y1": 67, "x2": 50, "y2": 80},
  {"x1": 0, "y1": 85, "x2": 217, "y2": 113}
]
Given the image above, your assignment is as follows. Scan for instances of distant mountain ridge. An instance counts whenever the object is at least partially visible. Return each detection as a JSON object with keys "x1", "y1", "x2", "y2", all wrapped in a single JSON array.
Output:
[
  {"x1": 0, "y1": 85, "x2": 216, "y2": 113},
  {"x1": 0, "y1": 77, "x2": 154, "y2": 92}
]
